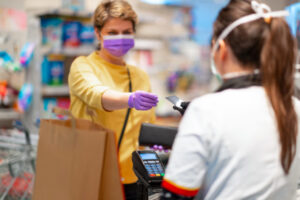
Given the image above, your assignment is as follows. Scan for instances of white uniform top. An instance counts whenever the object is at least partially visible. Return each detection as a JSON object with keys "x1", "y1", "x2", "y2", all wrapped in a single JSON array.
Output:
[{"x1": 164, "y1": 86, "x2": 300, "y2": 200}]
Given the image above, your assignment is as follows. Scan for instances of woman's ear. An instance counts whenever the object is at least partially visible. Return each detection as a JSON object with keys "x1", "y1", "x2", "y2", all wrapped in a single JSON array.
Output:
[
  {"x1": 95, "y1": 28, "x2": 101, "y2": 41},
  {"x1": 219, "y1": 40, "x2": 228, "y2": 61}
]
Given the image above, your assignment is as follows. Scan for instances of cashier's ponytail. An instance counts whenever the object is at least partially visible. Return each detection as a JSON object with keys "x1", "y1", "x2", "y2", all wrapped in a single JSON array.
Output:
[
  {"x1": 261, "y1": 17, "x2": 297, "y2": 175},
  {"x1": 213, "y1": 0, "x2": 298, "y2": 174}
]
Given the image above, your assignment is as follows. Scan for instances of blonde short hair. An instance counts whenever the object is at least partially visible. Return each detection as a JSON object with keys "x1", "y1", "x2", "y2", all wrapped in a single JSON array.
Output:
[{"x1": 93, "y1": 0, "x2": 138, "y2": 32}]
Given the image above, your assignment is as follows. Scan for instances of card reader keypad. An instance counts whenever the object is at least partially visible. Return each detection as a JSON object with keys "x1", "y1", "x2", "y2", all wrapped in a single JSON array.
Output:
[{"x1": 144, "y1": 160, "x2": 164, "y2": 177}]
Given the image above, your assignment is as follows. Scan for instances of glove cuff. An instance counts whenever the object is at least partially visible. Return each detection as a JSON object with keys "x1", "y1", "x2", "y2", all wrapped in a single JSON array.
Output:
[{"x1": 128, "y1": 93, "x2": 135, "y2": 108}]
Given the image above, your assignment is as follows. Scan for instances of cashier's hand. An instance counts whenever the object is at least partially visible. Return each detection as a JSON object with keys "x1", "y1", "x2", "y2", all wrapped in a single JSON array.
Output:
[
  {"x1": 128, "y1": 91, "x2": 158, "y2": 110},
  {"x1": 173, "y1": 101, "x2": 190, "y2": 115}
]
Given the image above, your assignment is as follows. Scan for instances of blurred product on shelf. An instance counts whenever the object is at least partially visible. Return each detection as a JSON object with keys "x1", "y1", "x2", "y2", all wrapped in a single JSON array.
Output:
[
  {"x1": 41, "y1": 54, "x2": 64, "y2": 86},
  {"x1": 62, "y1": 20, "x2": 81, "y2": 47},
  {"x1": 41, "y1": 18, "x2": 63, "y2": 51},
  {"x1": 40, "y1": 16, "x2": 95, "y2": 52},
  {"x1": 79, "y1": 19, "x2": 95, "y2": 45},
  {"x1": 19, "y1": 43, "x2": 35, "y2": 68},
  {"x1": 43, "y1": 98, "x2": 56, "y2": 118},
  {"x1": 166, "y1": 70, "x2": 194, "y2": 93},
  {"x1": 0, "y1": 51, "x2": 22, "y2": 72},
  {"x1": 17, "y1": 84, "x2": 33, "y2": 113},
  {"x1": 0, "y1": 81, "x2": 17, "y2": 109},
  {"x1": 0, "y1": 52, "x2": 13, "y2": 65},
  {"x1": 0, "y1": 81, "x2": 8, "y2": 107},
  {"x1": 57, "y1": 98, "x2": 70, "y2": 109},
  {"x1": 43, "y1": 97, "x2": 70, "y2": 118},
  {"x1": 0, "y1": 48, "x2": 34, "y2": 111}
]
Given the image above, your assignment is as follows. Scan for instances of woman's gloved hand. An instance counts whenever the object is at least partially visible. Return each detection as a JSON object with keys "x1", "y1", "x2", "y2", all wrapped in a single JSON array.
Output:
[{"x1": 128, "y1": 91, "x2": 158, "y2": 110}]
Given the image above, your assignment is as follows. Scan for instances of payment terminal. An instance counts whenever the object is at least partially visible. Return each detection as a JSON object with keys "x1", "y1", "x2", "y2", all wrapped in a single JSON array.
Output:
[{"x1": 132, "y1": 150, "x2": 165, "y2": 184}]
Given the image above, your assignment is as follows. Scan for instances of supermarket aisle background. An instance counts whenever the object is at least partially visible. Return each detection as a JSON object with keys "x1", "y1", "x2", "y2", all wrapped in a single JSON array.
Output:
[{"x1": 0, "y1": 0, "x2": 296, "y2": 132}]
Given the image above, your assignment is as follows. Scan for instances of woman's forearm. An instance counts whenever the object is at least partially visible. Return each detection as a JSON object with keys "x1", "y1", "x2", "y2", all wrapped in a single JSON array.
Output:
[{"x1": 101, "y1": 90, "x2": 130, "y2": 111}]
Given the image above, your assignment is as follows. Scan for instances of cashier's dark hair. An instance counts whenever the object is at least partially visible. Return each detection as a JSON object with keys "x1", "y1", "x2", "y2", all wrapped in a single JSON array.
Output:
[{"x1": 213, "y1": 0, "x2": 297, "y2": 174}]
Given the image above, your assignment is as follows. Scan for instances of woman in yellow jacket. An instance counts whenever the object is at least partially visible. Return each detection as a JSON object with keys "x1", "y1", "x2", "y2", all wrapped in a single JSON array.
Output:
[{"x1": 68, "y1": 1, "x2": 158, "y2": 199}]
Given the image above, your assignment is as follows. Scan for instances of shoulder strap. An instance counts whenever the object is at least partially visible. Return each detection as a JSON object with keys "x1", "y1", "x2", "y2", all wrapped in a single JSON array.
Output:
[{"x1": 118, "y1": 67, "x2": 132, "y2": 150}]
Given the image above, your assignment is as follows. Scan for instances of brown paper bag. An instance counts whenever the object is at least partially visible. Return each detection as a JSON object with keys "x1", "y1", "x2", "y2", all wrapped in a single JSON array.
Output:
[{"x1": 33, "y1": 117, "x2": 124, "y2": 200}]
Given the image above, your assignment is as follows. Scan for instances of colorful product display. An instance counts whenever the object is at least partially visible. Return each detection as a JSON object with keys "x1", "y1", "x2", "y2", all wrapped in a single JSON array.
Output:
[
  {"x1": 0, "y1": 51, "x2": 13, "y2": 65},
  {"x1": 62, "y1": 21, "x2": 81, "y2": 47},
  {"x1": 79, "y1": 21, "x2": 95, "y2": 45},
  {"x1": 0, "y1": 51, "x2": 22, "y2": 72},
  {"x1": 44, "y1": 98, "x2": 70, "y2": 111},
  {"x1": 41, "y1": 17, "x2": 95, "y2": 88},
  {"x1": 19, "y1": 43, "x2": 35, "y2": 68},
  {"x1": 42, "y1": 55, "x2": 64, "y2": 86},
  {"x1": 0, "y1": 51, "x2": 29, "y2": 110},
  {"x1": 41, "y1": 17, "x2": 95, "y2": 50},
  {"x1": 0, "y1": 81, "x2": 16, "y2": 109},
  {"x1": 167, "y1": 70, "x2": 194, "y2": 93},
  {"x1": 43, "y1": 98, "x2": 70, "y2": 118},
  {"x1": 50, "y1": 60, "x2": 64, "y2": 85},
  {"x1": 17, "y1": 84, "x2": 33, "y2": 112},
  {"x1": 41, "y1": 18, "x2": 63, "y2": 50}
]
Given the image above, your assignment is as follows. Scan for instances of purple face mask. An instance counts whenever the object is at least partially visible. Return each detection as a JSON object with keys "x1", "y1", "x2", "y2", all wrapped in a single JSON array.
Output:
[{"x1": 103, "y1": 35, "x2": 135, "y2": 57}]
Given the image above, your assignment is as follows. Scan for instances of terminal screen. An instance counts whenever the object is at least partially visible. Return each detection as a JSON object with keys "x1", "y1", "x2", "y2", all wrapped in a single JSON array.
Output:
[{"x1": 140, "y1": 153, "x2": 157, "y2": 160}]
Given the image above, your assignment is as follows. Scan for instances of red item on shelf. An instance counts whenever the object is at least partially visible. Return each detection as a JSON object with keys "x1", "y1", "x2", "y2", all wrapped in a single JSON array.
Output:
[
  {"x1": 0, "y1": 81, "x2": 7, "y2": 97},
  {"x1": 57, "y1": 98, "x2": 70, "y2": 109}
]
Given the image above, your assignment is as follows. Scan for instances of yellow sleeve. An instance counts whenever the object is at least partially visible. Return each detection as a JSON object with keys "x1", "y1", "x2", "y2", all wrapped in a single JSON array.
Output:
[{"x1": 68, "y1": 57, "x2": 109, "y2": 110}]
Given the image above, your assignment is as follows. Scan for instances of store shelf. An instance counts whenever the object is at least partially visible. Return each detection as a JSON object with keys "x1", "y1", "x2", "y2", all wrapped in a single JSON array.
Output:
[
  {"x1": 0, "y1": 109, "x2": 21, "y2": 120},
  {"x1": 32, "y1": 8, "x2": 92, "y2": 18},
  {"x1": 41, "y1": 45, "x2": 96, "y2": 56},
  {"x1": 42, "y1": 85, "x2": 69, "y2": 97},
  {"x1": 0, "y1": 109, "x2": 21, "y2": 128}
]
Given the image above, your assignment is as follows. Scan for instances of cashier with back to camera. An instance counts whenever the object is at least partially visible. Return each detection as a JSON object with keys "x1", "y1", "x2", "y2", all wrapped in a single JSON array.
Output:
[
  {"x1": 161, "y1": 0, "x2": 300, "y2": 200},
  {"x1": 68, "y1": 0, "x2": 158, "y2": 199}
]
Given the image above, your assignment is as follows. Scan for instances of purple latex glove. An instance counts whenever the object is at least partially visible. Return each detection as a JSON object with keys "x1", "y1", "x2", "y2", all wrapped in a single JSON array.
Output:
[{"x1": 128, "y1": 91, "x2": 158, "y2": 110}]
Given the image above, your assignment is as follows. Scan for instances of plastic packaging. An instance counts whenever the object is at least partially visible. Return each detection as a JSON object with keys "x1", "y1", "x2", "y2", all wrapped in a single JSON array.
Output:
[
  {"x1": 0, "y1": 51, "x2": 21, "y2": 71},
  {"x1": 41, "y1": 56, "x2": 50, "y2": 85},
  {"x1": 42, "y1": 55, "x2": 64, "y2": 85},
  {"x1": 41, "y1": 18, "x2": 63, "y2": 50},
  {"x1": 0, "y1": 51, "x2": 13, "y2": 66},
  {"x1": 79, "y1": 21, "x2": 95, "y2": 44},
  {"x1": 63, "y1": 21, "x2": 81, "y2": 47},
  {"x1": 43, "y1": 98, "x2": 57, "y2": 118},
  {"x1": 17, "y1": 84, "x2": 33, "y2": 112},
  {"x1": 57, "y1": 98, "x2": 70, "y2": 109},
  {"x1": 50, "y1": 60, "x2": 64, "y2": 85},
  {"x1": 2, "y1": 87, "x2": 16, "y2": 108},
  {"x1": 0, "y1": 81, "x2": 7, "y2": 99},
  {"x1": 20, "y1": 43, "x2": 35, "y2": 67}
]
